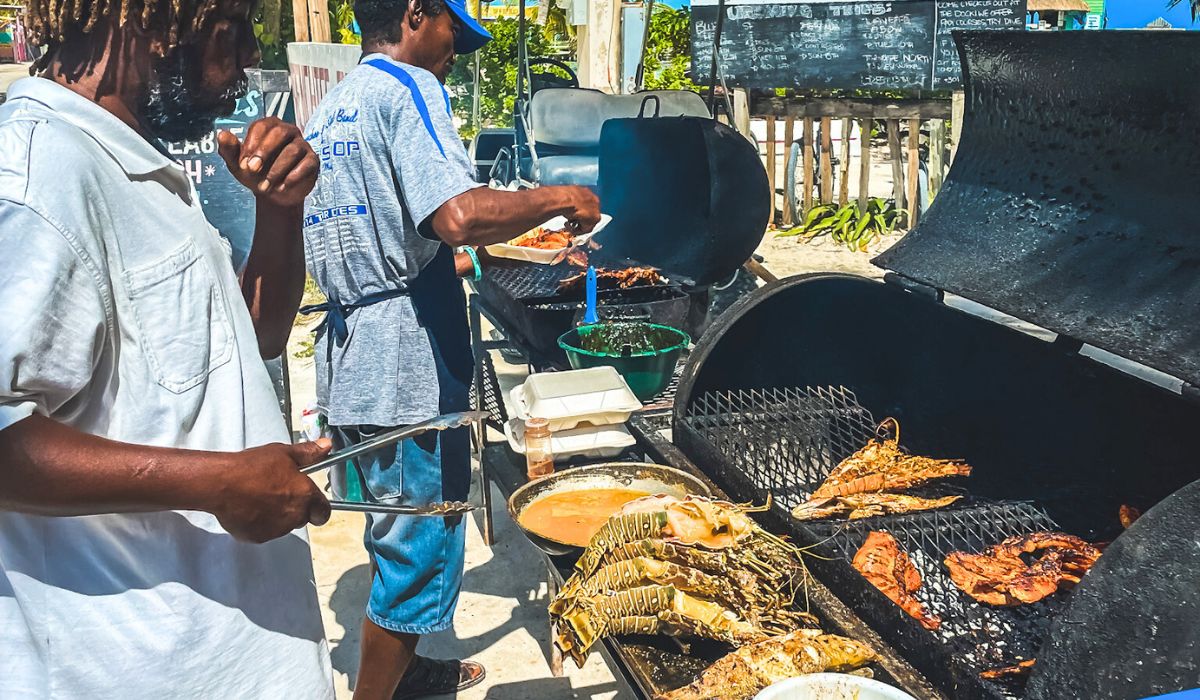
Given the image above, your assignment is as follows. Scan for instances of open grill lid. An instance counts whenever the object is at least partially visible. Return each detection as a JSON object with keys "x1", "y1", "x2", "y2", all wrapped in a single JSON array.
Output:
[
  {"x1": 873, "y1": 31, "x2": 1200, "y2": 389},
  {"x1": 597, "y1": 114, "x2": 770, "y2": 287}
]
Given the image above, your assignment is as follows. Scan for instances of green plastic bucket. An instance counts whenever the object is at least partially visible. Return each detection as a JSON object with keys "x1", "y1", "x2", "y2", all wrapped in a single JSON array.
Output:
[{"x1": 557, "y1": 322, "x2": 690, "y2": 400}]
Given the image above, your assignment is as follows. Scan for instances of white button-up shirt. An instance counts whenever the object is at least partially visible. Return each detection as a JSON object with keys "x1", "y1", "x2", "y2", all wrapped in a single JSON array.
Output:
[{"x1": 0, "y1": 78, "x2": 334, "y2": 699}]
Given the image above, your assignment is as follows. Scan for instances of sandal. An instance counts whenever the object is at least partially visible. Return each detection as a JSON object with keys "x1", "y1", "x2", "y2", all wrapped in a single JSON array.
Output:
[{"x1": 393, "y1": 655, "x2": 486, "y2": 699}]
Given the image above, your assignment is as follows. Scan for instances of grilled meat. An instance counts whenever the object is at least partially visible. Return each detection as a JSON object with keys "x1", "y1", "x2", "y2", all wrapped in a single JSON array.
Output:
[
  {"x1": 1119, "y1": 504, "x2": 1142, "y2": 529},
  {"x1": 513, "y1": 227, "x2": 574, "y2": 249},
  {"x1": 945, "y1": 531, "x2": 1102, "y2": 607},
  {"x1": 793, "y1": 493, "x2": 961, "y2": 521},
  {"x1": 980, "y1": 659, "x2": 1036, "y2": 682},
  {"x1": 809, "y1": 419, "x2": 971, "y2": 500},
  {"x1": 556, "y1": 266, "x2": 665, "y2": 294},
  {"x1": 852, "y1": 531, "x2": 941, "y2": 631},
  {"x1": 657, "y1": 629, "x2": 876, "y2": 700}
]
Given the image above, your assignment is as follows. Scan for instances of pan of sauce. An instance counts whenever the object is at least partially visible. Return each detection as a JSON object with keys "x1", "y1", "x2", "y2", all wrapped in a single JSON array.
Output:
[{"x1": 508, "y1": 462, "x2": 713, "y2": 557}]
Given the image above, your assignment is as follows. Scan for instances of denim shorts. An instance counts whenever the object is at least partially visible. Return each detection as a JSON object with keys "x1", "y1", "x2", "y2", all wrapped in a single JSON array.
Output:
[{"x1": 333, "y1": 424, "x2": 471, "y2": 635}]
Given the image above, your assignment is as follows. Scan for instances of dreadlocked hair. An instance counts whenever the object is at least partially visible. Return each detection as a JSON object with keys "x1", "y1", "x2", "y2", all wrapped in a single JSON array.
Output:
[{"x1": 26, "y1": 0, "x2": 221, "y2": 72}]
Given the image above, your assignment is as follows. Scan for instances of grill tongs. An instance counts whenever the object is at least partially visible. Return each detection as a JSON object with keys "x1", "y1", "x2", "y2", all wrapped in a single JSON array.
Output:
[{"x1": 301, "y1": 411, "x2": 489, "y2": 517}]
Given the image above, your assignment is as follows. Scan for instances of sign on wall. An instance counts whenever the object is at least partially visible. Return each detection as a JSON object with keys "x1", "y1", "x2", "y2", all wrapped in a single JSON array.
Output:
[{"x1": 286, "y1": 42, "x2": 361, "y2": 131}]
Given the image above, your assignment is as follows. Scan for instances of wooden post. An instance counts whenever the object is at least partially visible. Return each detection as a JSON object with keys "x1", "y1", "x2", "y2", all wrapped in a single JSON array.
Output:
[
  {"x1": 765, "y1": 116, "x2": 777, "y2": 224},
  {"x1": 887, "y1": 119, "x2": 905, "y2": 219},
  {"x1": 733, "y1": 89, "x2": 751, "y2": 138},
  {"x1": 292, "y1": 0, "x2": 310, "y2": 41},
  {"x1": 308, "y1": 0, "x2": 331, "y2": 43},
  {"x1": 950, "y1": 90, "x2": 966, "y2": 163},
  {"x1": 802, "y1": 117, "x2": 815, "y2": 215},
  {"x1": 782, "y1": 117, "x2": 795, "y2": 226},
  {"x1": 818, "y1": 117, "x2": 833, "y2": 205},
  {"x1": 858, "y1": 118, "x2": 872, "y2": 211},
  {"x1": 906, "y1": 118, "x2": 921, "y2": 229},
  {"x1": 929, "y1": 119, "x2": 947, "y2": 197},
  {"x1": 838, "y1": 117, "x2": 851, "y2": 206}
]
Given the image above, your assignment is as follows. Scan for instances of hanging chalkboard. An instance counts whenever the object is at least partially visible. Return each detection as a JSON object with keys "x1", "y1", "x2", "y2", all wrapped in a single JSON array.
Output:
[
  {"x1": 691, "y1": 0, "x2": 1025, "y2": 91},
  {"x1": 162, "y1": 69, "x2": 293, "y2": 270}
]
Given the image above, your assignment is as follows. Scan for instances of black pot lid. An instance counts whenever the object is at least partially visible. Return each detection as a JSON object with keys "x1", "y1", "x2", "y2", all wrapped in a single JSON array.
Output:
[
  {"x1": 874, "y1": 31, "x2": 1200, "y2": 388},
  {"x1": 597, "y1": 115, "x2": 770, "y2": 287}
]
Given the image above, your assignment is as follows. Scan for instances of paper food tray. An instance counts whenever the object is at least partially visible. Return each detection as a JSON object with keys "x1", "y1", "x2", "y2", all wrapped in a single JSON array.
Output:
[
  {"x1": 503, "y1": 419, "x2": 635, "y2": 461},
  {"x1": 484, "y1": 214, "x2": 611, "y2": 264},
  {"x1": 509, "y1": 367, "x2": 641, "y2": 432}
]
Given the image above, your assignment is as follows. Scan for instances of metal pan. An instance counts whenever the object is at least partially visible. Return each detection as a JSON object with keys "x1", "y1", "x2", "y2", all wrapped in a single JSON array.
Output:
[{"x1": 508, "y1": 462, "x2": 712, "y2": 557}]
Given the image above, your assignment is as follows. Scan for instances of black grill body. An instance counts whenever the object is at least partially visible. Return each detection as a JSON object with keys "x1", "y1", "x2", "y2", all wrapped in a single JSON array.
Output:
[{"x1": 673, "y1": 30, "x2": 1200, "y2": 700}]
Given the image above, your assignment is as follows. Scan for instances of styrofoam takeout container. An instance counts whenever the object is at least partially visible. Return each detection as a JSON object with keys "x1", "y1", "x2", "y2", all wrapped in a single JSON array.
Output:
[
  {"x1": 754, "y1": 674, "x2": 917, "y2": 700},
  {"x1": 509, "y1": 367, "x2": 642, "y2": 432},
  {"x1": 484, "y1": 214, "x2": 611, "y2": 264},
  {"x1": 503, "y1": 419, "x2": 636, "y2": 461}
]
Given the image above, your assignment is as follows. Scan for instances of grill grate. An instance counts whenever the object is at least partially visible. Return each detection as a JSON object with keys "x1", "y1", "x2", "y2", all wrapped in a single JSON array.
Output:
[
  {"x1": 678, "y1": 386, "x2": 1071, "y2": 699},
  {"x1": 469, "y1": 348, "x2": 508, "y2": 427},
  {"x1": 482, "y1": 261, "x2": 580, "y2": 301}
]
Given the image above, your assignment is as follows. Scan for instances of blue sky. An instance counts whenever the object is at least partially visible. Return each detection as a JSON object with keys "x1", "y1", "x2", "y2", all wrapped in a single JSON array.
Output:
[{"x1": 659, "y1": 0, "x2": 1197, "y2": 29}]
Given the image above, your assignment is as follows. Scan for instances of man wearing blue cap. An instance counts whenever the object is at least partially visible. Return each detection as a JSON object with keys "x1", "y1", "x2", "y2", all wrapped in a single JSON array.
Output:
[{"x1": 301, "y1": 0, "x2": 600, "y2": 697}]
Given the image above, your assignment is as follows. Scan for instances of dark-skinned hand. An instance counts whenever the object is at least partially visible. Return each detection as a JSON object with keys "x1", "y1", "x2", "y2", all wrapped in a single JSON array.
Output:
[
  {"x1": 210, "y1": 439, "x2": 333, "y2": 544},
  {"x1": 218, "y1": 117, "x2": 319, "y2": 208}
]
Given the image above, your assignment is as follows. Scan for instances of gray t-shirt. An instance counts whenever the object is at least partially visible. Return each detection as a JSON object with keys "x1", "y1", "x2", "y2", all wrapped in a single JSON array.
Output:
[{"x1": 303, "y1": 55, "x2": 479, "y2": 426}]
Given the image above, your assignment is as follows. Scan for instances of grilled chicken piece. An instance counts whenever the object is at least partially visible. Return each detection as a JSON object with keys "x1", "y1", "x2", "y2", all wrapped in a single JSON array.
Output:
[
  {"x1": 945, "y1": 531, "x2": 1102, "y2": 607},
  {"x1": 809, "y1": 419, "x2": 971, "y2": 500},
  {"x1": 852, "y1": 532, "x2": 942, "y2": 631},
  {"x1": 980, "y1": 659, "x2": 1036, "y2": 681},
  {"x1": 793, "y1": 493, "x2": 961, "y2": 521},
  {"x1": 656, "y1": 629, "x2": 876, "y2": 700},
  {"x1": 1119, "y1": 504, "x2": 1142, "y2": 529},
  {"x1": 556, "y1": 266, "x2": 665, "y2": 294},
  {"x1": 513, "y1": 227, "x2": 574, "y2": 249}
]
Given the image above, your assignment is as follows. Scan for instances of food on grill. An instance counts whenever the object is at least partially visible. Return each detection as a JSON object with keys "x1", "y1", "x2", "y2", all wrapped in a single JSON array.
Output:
[
  {"x1": 516, "y1": 488, "x2": 654, "y2": 548},
  {"x1": 512, "y1": 226, "x2": 574, "y2": 249},
  {"x1": 809, "y1": 418, "x2": 972, "y2": 500},
  {"x1": 656, "y1": 629, "x2": 877, "y2": 700},
  {"x1": 551, "y1": 495, "x2": 815, "y2": 666},
  {"x1": 792, "y1": 493, "x2": 962, "y2": 521},
  {"x1": 562, "y1": 248, "x2": 589, "y2": 268},
  {"x1": 852, "y1": 531, "x2": 941, "y2": 631},
  {"x1": 557, "y1": 266, "x2": 665, "y2": 294},
  {"x1": 945, "y1": 531, "x2": 1102, "y2": 606},
  {"x1": 980, "y1": 659, "x2": 1036, "y2": 682},
  {"x1": 1119, "y1": 504, "x2": 1142, "y2": 529}
]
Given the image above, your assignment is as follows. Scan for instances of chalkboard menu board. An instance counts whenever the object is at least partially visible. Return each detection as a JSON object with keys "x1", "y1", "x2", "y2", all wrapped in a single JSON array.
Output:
[
  {"x1": 162, "y1": 70, "x2": 293, "y2": 270},
  {"x1": 691, "y1": 0, "x2": 1025, "y2": 91}
]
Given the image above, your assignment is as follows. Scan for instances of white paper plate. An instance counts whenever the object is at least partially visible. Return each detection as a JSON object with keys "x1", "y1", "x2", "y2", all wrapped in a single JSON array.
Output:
[
  {"x1": 509, "y1": 367, "x2": 641, "y2": 432},
  {"x1": 484, "y1": 214, "x2": 612, "y2": 264},
  {"x1": 503, "y1": 419, "x2": 635, "y2": 461},
  {"x1": 754, "y1": 674, "x2": 917, "y2": 700}
]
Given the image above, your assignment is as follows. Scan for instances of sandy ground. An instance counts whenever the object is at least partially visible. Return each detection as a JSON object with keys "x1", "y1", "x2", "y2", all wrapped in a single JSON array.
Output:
[{"x1": 0, "y1": 62, "x2": 31, "y2": 97}]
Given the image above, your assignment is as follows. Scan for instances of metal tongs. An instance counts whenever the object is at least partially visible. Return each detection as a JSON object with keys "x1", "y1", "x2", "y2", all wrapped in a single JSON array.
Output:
[{"x1": 302, "y1": 411, "x2": 489, "y2": 517}]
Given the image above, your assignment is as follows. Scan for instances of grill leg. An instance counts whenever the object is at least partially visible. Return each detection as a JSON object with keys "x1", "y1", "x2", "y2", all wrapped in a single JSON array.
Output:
[
  {"x1": 547, "y1": 562, "x2": 564, "y2": 677},
  {"x1": 470, "y1": 297, "x2": 495, "y2": 547}
]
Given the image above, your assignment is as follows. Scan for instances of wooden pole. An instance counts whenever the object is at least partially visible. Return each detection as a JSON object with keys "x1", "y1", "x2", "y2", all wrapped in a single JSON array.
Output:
[
  {"x1": 802, "y1": 117, "x2": 815, "y2": 215},
  {"x1": 906, "y1": 118, "x2": 921, "y2": 229},
  {"x1": 858, "y1": 118, "x2": 872, "y2": 211},
  {"x1": 765, "y1": 116, "x2": 777, "y2": 224},
  {"x1": 887, "y1": 119, "x2": 905, "y2": 220},
  {"x1": 308, "y1": 0, "x2": 331, "y2": 43},
  {"x1": 950, "y1": 90, "x2": 966, "y2": 163},
  {"x1": 838, "y1": 117, "x2": 851, "y2": 206},
  {"x1": 292, "y1": 0, "x2": 310, "y2": 41},
  {"x1": 929, "y1": 119, "x2": 946, "y2": 197},
  {"x1": 818, "y1": 117, "x2": 833, "y2": 205},
  {"x1": 733, "y1": 89, "x2": 751, "y2": 137},
  {"x1": 782, "y1": 117, "x2": 795, "y2": 226}
]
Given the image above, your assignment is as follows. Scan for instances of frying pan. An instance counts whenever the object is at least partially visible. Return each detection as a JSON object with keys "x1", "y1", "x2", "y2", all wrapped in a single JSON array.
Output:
[{"x1": 508, "y1": 462, "x2": 712, "y2": 557}]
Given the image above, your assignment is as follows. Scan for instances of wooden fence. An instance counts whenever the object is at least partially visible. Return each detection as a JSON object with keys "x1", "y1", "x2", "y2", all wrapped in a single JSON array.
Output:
[{"x1": 740, "y1": 94, "x2": 965, "y2": 230}]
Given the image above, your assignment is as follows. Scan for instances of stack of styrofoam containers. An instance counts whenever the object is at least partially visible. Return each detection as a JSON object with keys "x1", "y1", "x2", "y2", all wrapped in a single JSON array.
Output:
[{"x1": 506, "y1": 366, "x2": 640, "y2": 462}]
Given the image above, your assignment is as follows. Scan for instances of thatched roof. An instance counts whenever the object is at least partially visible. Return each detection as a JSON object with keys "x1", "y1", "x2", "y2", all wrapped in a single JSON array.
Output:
[{"x1": 1027, "y1": 0, "x2": 1091, "y2": 11}]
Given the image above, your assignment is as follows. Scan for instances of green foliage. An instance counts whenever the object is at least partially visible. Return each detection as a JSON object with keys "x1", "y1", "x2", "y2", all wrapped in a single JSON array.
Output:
[
  {"x1": 642, "y1": 5, "x2": 698, "y2": 92},
  {"x1": 776, "y1": 198, "x2": 900, "y2": 251},
  {"x1": 446, "y1": 18, "x2": 552, "y2": 139},
  {"x1": 332, "y1": 0, "x2": 359, "y2": 44},
  {"x1": 253, "y1": 0, "x2": 292, "y2": 70}
]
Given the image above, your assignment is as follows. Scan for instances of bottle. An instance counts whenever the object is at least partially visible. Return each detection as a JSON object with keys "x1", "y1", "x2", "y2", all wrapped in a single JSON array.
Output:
[{"x1": 525, "y1": 417, "x2": 555, "y2": 480}]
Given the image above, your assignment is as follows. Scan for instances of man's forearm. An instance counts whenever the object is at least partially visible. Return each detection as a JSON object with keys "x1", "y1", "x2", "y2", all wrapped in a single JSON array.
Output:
[
  {"x1": 431, "y1": 186, "x2": 587, "y2": 248},
  {"x1": 242, "y1": 201, "x2": 307, "y2": 359},
  {"x1": 0, "y1": 415, "x2": 230, "y2": 516}
]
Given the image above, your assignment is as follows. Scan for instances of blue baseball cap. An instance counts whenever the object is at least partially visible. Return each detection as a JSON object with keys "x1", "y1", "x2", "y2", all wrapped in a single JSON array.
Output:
[{"x1": 445, "y1": 0, "x2": 492, "y2": 54}]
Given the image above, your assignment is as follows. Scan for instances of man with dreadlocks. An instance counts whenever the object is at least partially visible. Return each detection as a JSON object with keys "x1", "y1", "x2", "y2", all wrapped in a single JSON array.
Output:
[
  {"x1": 300, "y1": 0, "x2": 599, "y2": 696},
  {"x1": 0, "y1": 0, "x2": 336, "y2": 696}
]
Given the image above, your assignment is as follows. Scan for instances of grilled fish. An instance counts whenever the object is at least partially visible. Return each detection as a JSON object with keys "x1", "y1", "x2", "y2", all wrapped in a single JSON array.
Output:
[
  {"x1": 793, "y1": 493, "x2": 961, "y2": 521},
  {"x1": 810, "y1": 419, "x2": 971, "y2": 500},
  {"x1": 945, "y1": 531, "x2": 1101, "y2": 607},
  {"x1": 656, "y1": 629, "x2": 876, "y2": 700},
  {"x1": 852, "y1": 531, "x2": 941, "y2": 631}
]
